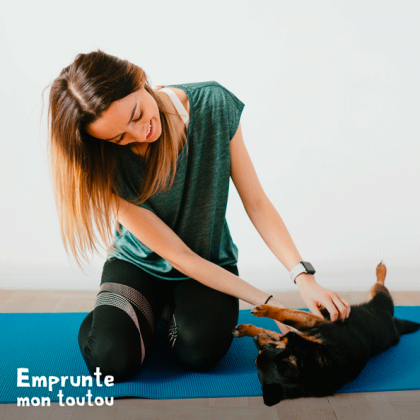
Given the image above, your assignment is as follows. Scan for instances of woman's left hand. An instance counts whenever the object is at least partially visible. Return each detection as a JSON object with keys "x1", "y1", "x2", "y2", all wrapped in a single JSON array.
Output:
[{"x1": 295, "y1": 274, "x2": 351, "y2": 321}]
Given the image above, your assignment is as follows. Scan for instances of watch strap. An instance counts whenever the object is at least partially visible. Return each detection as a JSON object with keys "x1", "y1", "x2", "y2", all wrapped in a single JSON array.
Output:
[
  {"x1": 290, "y1": 261, "x2": 315, "y2": 284},
  {"x1": 290, "y1": 262, "x2": 306, "y2": 283}
]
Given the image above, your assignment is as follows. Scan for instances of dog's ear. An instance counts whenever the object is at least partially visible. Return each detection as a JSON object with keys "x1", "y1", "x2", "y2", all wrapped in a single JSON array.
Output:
[
  {"x1": 258, "y1": 347, "x2": 306, "y2": 406},
  {"x1": 262, "y1": 374, "x2": 307, "y2": 407},
  {"x1": 262, "y1": 377, "x2": 306, "y2": 407},
  {"x1": 262, "y1": 383, "x2": 285, "y2": 407},
  {"x1": 285, "y1": 331, "x2": 317, "y2": 350},
  {"x1": 285, "y1": 331, "x2": 306, "y2": 342}
]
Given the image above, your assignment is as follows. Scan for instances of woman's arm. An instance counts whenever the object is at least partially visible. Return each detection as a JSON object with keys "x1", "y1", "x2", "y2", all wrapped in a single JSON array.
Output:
[
  {"x1": 111, "y1": 195, "x2": 276, "y2": 307},
  {"x1": 230, "y1": 123, "x2": 351, "y2": 321},
  {"x1": 229, "y1": 123, "x2": 305, "y2": 272}
]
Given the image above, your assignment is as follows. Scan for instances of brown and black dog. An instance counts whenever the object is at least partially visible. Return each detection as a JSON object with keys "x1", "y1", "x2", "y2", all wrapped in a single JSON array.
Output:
[{"x1": 232, "y1": 262, "x2": 420, "y2": 406}]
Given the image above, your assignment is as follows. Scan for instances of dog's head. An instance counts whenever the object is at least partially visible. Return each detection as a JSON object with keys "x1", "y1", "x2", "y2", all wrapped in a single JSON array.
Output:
[{"x1": 253, "y1": 332, "x2": 314, "y2": 406}]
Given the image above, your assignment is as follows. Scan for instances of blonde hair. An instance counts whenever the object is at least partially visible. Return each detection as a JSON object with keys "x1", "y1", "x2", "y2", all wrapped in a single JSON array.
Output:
[{"x1": 43, "y1": 49, "x2": 188, "y2": 271}]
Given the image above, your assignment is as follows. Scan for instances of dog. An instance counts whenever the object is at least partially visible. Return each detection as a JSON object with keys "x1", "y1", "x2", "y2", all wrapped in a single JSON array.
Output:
[{"x1": 232, "y1": 262, "x2": 420, "y2": 406}]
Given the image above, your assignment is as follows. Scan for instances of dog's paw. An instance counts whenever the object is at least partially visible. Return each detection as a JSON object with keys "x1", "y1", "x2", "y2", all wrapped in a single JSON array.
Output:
[
  {"x1": 232, "y1": 324, "x2": 253, "y2": 337},
  {"x1": 251, "y1": 304, "x2": 270, "y2": 317},
  {"x1": 376, "y1": 260, "x2": 387, "y2": 284}
]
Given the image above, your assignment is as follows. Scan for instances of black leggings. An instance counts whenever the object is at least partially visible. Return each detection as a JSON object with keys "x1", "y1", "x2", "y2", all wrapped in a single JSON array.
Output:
[{"x1": 78, "y1": 258, "x2": 240, "y2": 382}]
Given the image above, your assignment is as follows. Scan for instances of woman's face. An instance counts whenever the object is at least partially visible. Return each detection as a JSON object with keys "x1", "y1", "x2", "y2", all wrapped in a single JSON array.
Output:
[{"x1": 86, "y1": 85, "x2": 161, "y2": 146}]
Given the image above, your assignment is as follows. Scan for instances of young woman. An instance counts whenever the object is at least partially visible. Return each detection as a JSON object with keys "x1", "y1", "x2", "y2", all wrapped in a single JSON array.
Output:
[{"x1": 46, "y1": 49, "x2": 350, "y2": 382}]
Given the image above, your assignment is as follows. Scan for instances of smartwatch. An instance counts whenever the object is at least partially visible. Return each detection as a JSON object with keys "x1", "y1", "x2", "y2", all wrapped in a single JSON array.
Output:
[{"x1": 290, "y1": 261, "x2": 316, "y2": 284}]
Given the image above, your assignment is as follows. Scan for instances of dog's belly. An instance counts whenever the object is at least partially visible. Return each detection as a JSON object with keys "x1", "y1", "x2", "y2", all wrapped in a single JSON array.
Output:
[{"x1": 330, "y1": 308, "x2": 399, "y2": 359}]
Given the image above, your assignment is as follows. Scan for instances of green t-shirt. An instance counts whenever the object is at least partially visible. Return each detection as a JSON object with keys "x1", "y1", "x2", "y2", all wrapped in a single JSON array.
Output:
[{"x1": 107, "y1": 81, "x2": 245, "y2": 280}]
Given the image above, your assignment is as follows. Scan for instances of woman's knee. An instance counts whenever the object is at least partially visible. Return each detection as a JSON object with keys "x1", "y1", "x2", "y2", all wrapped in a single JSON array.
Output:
[
  {"x1": 175, "y1": 332, "x2": 234, "y2": 372},
  {"x1": 171, "y1": 313, "x2": 236, "y2": 372},
  {"x1": 77, "y1": 307, "x2": 145, "y2": 382}
]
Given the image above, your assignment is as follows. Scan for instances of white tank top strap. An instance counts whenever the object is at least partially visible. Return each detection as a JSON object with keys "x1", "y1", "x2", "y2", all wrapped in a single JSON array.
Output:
[{"x1": 158, "y1": 87, "x2": 190, "y2": 128}]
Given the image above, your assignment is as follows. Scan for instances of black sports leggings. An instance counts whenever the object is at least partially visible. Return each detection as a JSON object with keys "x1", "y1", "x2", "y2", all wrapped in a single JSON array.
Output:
[{"x1": 78, "y1": 257, "x2": 240, "y2": 382}]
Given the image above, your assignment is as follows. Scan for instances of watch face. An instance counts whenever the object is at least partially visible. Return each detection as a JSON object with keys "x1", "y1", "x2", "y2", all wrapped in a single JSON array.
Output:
[{"x1": 302, "y1": 261, "x2": 316, "y2": 273}]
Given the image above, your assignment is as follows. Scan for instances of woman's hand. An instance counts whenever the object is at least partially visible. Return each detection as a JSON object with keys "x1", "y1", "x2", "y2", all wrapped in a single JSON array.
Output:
[{"x1": 295, "y1": 274, "x2": 351, "y2": 321}]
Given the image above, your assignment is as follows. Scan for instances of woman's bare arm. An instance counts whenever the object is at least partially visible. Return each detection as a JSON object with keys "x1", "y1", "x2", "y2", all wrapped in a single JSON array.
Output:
[
  {"x1": 230, "y1": 122, "x2": 303, "y2": 272},
  {"x1": 111, "y1": 195, "x2": 275, "y2": 307},
  {"x1": 229, "y1": 122, "x2": 351, "y2": 320}
]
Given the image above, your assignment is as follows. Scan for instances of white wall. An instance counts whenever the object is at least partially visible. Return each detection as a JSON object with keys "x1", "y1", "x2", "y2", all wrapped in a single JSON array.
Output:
[{"x1": 0, "y1": 0, "x2": 419, "y2": 293}]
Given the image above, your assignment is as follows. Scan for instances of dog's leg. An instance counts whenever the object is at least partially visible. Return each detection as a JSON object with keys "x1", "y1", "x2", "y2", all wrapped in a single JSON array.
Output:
[
  {"x1": 370, "y1": 261, "x2": 391, "y2": 299},
  {"x1": 369, "y1": 261, "x2": 395, "y2": 317},
  {"x1": 251, "y1": 306, "x2": 327, "y2": 329},
  {"x1": 232, "y1": 324, "x2": 282, "y2": 339},
  {"x1": 376, "y1": 260, "x2": 387, "y2": 284}
]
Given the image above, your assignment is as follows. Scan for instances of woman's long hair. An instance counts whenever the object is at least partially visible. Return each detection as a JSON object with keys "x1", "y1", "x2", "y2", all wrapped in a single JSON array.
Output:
[{"x1": 43, "y1": 49, "x2": 188, "y2": 271}]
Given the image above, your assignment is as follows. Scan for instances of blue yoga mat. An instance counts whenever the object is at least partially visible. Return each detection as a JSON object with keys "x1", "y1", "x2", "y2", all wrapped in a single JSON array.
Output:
[{"x1": 1, "y1": 307, "x2": 419, "y2": 404}]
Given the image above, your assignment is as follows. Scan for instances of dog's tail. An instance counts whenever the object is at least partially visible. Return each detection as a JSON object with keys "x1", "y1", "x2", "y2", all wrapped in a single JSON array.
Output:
[{"x1": 394, "y1": 317, "x2": 420, "y2": 335}]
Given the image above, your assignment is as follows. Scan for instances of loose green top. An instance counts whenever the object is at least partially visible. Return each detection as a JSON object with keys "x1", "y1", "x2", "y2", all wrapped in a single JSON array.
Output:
[{"x1": 108, "y1": 81, "x2": 245, "y2": 280}]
